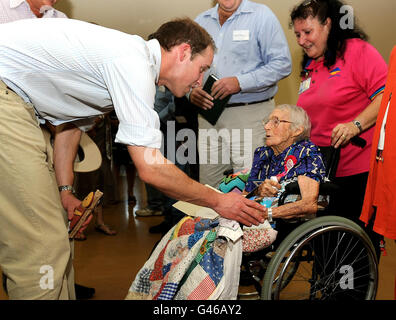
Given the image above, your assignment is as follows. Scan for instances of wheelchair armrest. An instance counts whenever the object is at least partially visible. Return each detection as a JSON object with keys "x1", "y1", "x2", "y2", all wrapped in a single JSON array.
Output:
[
  {"x1": 278, "y1": 181, "x2": 340, "y2": 206},
  {"x1": 278, "y1": 181, "x2": 299, "y2": 206},
  {"x1": 318, "y1": 181, "x2": 340, "y2": 195}
]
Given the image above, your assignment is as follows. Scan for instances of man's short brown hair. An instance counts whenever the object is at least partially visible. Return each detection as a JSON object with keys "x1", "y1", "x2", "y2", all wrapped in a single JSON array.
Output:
[{"x1": 148, "y1": 17, "x2": 216, "y2": 59}]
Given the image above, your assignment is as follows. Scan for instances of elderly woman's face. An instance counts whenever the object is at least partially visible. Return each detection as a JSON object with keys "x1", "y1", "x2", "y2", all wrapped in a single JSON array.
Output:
[
  {"x1": 293, "y1": 16, "x2": 331, "y2": 61},
  {"x1": 264, "y1": 109, "x2": 298, "y2": 155}
]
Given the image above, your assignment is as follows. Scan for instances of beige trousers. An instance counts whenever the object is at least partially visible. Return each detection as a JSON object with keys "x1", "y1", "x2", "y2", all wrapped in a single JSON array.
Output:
[
  {"x1": 198, "y1": 99, "x2": 275, "y2": 188},
  {"x1": 0, "y1": 81, "x2": 75, "y2": 299}
]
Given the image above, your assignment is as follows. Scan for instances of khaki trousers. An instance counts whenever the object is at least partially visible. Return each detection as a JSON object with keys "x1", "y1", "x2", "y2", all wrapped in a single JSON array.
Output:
[
  {"x1": 198, "y1": 99, "x2": 275, "y2": 188},
  {"x1": 0, "y1": 81, "x2": 75, "y2": 299}
]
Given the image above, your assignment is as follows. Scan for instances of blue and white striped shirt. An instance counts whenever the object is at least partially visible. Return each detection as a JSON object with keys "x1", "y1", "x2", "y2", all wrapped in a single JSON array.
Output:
[{"x1": 0, "y1": 18, "x2": 162, "y2": 148}]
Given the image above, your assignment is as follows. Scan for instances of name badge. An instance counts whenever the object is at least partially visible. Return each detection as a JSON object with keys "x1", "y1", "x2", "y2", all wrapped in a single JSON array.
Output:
[
  {"x1": 298, "y1": 78, "x2": 311, "y2": 95},
  {"x1": 233, "y1": 30, "x2": 249, "y2": 41}
]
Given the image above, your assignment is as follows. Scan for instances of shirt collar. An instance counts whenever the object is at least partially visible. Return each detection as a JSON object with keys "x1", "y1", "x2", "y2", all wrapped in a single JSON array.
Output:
[
  {"x1": 10, "y1": 0, "x2": 26, "y2": 9},
  {"x1": 146, "y1": 39, "x2": 161, "y2": 83},
  {"x1": 207, "y1": 0, "x2": 254, "y2": 21}
]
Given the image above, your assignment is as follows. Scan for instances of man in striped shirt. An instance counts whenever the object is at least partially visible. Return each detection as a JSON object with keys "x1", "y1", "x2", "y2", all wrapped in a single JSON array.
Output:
[{"x1": 0, "y1": 17, "x2": 266, "y2": 299}]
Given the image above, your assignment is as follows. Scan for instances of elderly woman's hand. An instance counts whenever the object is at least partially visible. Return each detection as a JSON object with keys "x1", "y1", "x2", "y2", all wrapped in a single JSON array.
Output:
[{"x1": 257, "y1": 178, "x2": 281, "y2": 197}]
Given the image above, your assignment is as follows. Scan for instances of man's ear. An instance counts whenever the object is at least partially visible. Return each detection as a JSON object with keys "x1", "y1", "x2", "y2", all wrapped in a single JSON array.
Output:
[{"x1": 178, "y1": 43, "x2": 192, "y2": 62}]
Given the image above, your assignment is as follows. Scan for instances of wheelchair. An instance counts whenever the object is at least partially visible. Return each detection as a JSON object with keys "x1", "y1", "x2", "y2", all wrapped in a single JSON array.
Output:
[{"x1": 237, "y1": 141, "x2": 379, "y2": 300}]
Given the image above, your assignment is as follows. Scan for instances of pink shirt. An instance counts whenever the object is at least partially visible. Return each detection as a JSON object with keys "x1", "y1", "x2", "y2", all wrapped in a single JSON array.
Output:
[{"x1": 297, "y1": 39, "x2": 387, "y2": 177}]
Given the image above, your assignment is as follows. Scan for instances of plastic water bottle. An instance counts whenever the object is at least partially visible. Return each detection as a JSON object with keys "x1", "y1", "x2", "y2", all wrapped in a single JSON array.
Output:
[{"x1": 260, "y1": 196, "x2": 277, "y2": 229}]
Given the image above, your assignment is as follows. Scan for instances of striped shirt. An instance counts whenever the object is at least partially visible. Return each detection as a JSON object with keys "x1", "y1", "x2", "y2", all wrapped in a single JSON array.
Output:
[{"x1": 0, "y1": 18, "x2": 162, "y2": 148}]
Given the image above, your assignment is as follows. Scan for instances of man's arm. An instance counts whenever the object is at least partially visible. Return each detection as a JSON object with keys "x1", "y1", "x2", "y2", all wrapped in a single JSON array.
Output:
[
  {"x1": 53, "y1": 124, "x2": 82, "y2": 219},
  {"x1": 128, "y1": 145, "x2": 265, "y2": 226}
]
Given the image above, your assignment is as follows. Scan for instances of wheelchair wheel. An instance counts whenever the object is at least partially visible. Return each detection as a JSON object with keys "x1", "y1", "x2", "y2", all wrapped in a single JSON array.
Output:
[{"x1": 261, "y1": 216, "x2": 378, "y2": 300}]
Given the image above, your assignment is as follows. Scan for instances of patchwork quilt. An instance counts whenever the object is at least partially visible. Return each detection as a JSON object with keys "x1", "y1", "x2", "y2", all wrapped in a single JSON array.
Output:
[{"x1": 126, "y1": 216, "x2": 230, "y2": 300}]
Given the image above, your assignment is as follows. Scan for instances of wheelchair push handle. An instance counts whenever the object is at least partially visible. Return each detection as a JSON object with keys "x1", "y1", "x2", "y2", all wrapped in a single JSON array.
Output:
[{"x1": 350, "y1": 136, "x2": 366, "y2": 148}]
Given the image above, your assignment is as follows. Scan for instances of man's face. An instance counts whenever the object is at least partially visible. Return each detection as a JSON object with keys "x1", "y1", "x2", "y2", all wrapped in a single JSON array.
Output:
[
  {"x1": 26, "y1": 0, "x2": 58, "y2": 16},
  {"x1": 217, "y1": 0, "x2": 242, "y2": 13},
  {"x1": 170, "y1": 45, "x2": 214, "y2": 97}
]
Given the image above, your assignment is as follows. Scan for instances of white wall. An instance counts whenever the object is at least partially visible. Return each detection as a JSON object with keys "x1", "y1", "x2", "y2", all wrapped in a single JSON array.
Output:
[{"x1": 55, "y1": 0, "x2": 396, "y2": 104}]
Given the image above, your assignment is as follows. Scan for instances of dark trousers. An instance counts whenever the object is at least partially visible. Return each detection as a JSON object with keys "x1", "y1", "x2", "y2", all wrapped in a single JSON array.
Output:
[{"x1": 328, "y1": 172, "x2": 383, "y2": 260}]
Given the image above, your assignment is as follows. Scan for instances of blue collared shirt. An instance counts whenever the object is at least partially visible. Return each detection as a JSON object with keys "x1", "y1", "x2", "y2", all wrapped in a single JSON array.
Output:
[{"x1": 195, "y1": 0, "x2": 292, "y2": 104}]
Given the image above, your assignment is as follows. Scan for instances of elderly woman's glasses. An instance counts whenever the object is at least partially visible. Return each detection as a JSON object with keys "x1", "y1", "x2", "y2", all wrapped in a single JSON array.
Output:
[
  {"x1": 302, "y1": 0, "x2": 318, "y2": 7},
  {"x1": 262, "y1": 117, "x2": 293, "y2": 128}
]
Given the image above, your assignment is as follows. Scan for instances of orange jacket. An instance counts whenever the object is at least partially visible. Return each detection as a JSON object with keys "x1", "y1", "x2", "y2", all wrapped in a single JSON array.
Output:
[{"x1": 360, "y1": 46, "x2": 396, "y2": 240}]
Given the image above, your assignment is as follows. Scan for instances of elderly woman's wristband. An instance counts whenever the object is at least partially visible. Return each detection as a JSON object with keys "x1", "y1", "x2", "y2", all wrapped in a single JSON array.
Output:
[{"x1": 267, "y1": 207, "x2": 273, "y2": 223}]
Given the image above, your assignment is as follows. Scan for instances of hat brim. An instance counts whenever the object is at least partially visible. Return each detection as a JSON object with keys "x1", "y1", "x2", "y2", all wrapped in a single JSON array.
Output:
[{"x1": 74, "y1": 132, "x2": 102, "y2": 173}]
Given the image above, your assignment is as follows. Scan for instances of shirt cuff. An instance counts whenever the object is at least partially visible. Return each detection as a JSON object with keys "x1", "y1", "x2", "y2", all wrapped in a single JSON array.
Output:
[
  {"x1": 115, "y1": 122, "x2": 162, "y2": 149},
  {"x1": 236, "y1": 73, "x2": 255, "y2": 92}
]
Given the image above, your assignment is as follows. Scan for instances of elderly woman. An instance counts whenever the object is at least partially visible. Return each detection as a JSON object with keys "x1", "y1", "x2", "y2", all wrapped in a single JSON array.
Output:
[
  {"x1": 243, "y1": 104, "x2": 326, "y2": 220},
  {"x1": 290, "y1": 0, "x2": 387, "y2": 256}
]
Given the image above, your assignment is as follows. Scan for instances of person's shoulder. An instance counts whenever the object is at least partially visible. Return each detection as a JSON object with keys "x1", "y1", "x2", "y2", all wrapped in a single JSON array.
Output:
[
  {"x1": 345, "y1": 38, "x2": 368, "y2": 51},
  {"x1": 296, "y1": 140, "x2": 321, "y2": 153},
  {"x1": 345, "y1": 38, "x2": 384, "y2": 63},
  {"x1": 247, "y1": 0, "x2": 270, "y2": 10},
  {"x1": 254, "y1": 145, "x2": 271, "y2": 157},
  {"x1": 245, "y1": 1, "x2": 275, "y2": 15},
  {"x1": 345, "y1": 38, "x2": 376, "y2": 55},
  {"x1": 195, "y1": 6, "x2": 216, "y2": 20},
  {"x1": 244, "y1": 1, "x2": 281, "y2": 28},
  {"x1": 53, "y1": 9, "x2": 68, "y2": 19}
]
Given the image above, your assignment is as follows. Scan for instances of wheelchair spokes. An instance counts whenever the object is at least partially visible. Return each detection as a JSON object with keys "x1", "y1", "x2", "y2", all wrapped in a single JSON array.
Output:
[{"x1": 262, "y1": 216, "x2": 378, "y2": 300}]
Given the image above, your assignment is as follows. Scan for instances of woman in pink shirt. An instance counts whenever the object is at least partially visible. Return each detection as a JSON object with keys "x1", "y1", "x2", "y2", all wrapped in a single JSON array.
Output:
[{"x1": 291, "y1": 0, "x2": 387, "y2": 258}]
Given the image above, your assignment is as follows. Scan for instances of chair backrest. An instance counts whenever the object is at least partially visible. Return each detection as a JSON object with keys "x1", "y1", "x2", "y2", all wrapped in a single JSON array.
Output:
[{"x1": 317, "y1": 146, "x2": 340, "y2": 181}]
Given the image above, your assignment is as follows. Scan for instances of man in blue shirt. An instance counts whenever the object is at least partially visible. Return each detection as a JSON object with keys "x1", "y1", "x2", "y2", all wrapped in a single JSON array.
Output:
[{"x1": 190, "y1": 0, "x2": 292, "y2": 188}]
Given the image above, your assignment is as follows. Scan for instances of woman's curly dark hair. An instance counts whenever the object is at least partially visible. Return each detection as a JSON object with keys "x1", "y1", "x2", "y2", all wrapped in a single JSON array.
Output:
[{"x1": 290, "y1": 0, "x2": 368, "y2": 74}]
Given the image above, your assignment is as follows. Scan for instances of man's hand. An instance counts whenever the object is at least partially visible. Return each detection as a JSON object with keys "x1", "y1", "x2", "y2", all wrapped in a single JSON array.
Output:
[
  {"x1": 213, "y1": 192, "x2": 265, "y2": 226},
  {"x1": 60, "y1": 191, "x2": 92, "y2": 230},
  {"x1": 189, "y1": 76, "x2": 240, "y2": 109},
  {"x1": 211, "y1": 76, "x2": 241, "y2": 100},
  {"x1": 190, "y1": 87, "x2": 214, "y2": 110}
]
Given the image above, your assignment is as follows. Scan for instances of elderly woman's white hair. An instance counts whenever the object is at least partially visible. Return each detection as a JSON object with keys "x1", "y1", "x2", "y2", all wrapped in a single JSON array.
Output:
[{"x1": 275, "y1": 104, "x2": 311, "y2": 141}]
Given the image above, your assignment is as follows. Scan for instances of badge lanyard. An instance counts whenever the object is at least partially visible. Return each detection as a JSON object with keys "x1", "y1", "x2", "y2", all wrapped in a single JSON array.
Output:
[
  {"x1": 377, "y1": 93, "x2": 392, "y2": 162},
  {"x1": 299, "y1": 68, "x2": 312, "y2": 95}
]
